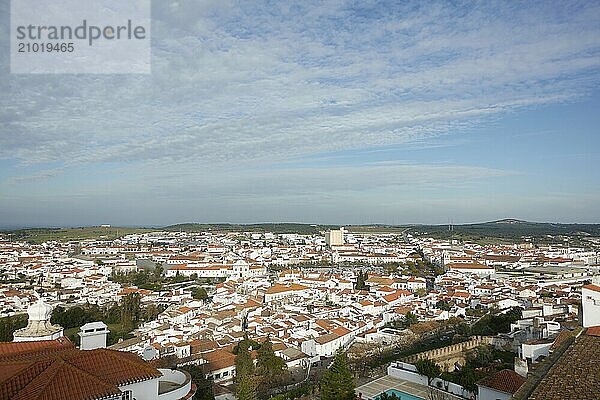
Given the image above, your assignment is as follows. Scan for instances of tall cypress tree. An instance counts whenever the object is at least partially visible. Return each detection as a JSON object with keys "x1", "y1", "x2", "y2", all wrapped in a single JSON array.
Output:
[
  {"x1": 256, "y1": 336, "x2": 286, "y2": 381},
  {"x1": 235, "y1": 341, "x2": 258, "y2": 400},
  {"x1": 235, "y1": 344, "x2": 255, "y2": 378},
  {"x1": 236, "y1": 374, "x2": 258, "y2": 400},
  {"x1": 320, "y1": 350, "x2": 356, "y2": 400}
]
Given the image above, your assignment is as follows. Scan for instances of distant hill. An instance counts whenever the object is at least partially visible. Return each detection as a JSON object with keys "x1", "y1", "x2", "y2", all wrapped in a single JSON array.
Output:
[
  {"x1": 162, "y1": 223, "x2": 337, "y2": 235},
  {"x1": 4, "y1": 220, "x2": 599, "y2": 244},
  {"x1": 4, "y1": 226, "x2": 152, "y2": 244},
  {"x1": 409, "y1": 220, "x2": 600, "y2": 242}
]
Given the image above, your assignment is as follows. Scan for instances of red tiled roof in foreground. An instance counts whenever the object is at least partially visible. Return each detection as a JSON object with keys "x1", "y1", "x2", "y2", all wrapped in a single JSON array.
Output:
[
  {"x1": 582, "y1": 284, "x2": 600, "y2": 293},
  {"x1": 0, "y1": 336, "x2": 73, "y2": 356},
  {"x1": 0, "y1": 340, "x2": 162, "y2": 400},
  {"x1": 586, "y1": 326, "x2": 600, "y2": 337},
  {"x1": 477, "y1": 369, "x2": 526, "y2": 394},
  {"x1": 528, "y1": 329, "x2": 600, "y2": 400}
]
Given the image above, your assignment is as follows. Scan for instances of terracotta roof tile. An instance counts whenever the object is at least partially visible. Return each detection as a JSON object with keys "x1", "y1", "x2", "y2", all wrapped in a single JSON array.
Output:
[
  {"x1": 477, "y1": 369, "x2": 525, "y2": 394},
  {"x1": 0, "y1": 342, "x2": 162, "y2": 400},
  {"x1": 586, "y1": 326, "x2": 600, "y2": 337},
  {"x1": 583, "y1": 284, "x2": 600, "y2": 293},
  {"x1": 529, "y1": 331, "x2": 600, "y2": 399}
]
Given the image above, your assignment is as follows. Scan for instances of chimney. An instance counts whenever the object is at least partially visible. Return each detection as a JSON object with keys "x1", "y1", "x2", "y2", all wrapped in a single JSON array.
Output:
[
  {"x1": 79, "y1": 321, "x2": 109, "y2": 350},
  {"x1": 514, "y1": 357, "x2": 528, "y2": 378}
]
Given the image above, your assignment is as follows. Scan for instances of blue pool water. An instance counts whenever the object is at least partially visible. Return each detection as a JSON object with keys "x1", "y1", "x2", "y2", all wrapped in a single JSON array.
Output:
[{"x1": 374, "y1": 389, "x2": 424, "y2": 400}]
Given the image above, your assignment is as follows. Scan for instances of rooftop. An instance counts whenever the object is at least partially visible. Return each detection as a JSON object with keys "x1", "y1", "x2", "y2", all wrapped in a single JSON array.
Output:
[
  {"x1": 527, "y1": 328, "x2": 600, "y2": 400},
  {"x1": 0, "y1": 341, "x2": 162, "y2": 400},
  {"x1": 477, "y1": 369, "x2": 526, "y2": 394}
]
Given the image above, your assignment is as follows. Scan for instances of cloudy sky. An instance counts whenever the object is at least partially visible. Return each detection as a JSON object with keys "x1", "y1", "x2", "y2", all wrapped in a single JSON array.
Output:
[{"x1": 1, "y1": 0, "x2": 599, "y2": 227}]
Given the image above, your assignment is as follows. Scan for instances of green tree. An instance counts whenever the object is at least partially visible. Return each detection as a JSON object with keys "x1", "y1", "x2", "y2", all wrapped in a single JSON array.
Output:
[
  {"x1": 354, "y1": 271, "x2": 369, "y2": 291},
  {"x1": 457, "y1": 365, "x2": 477, "y2": 393},
  {"x1": 435, "y1": 300, "x2": 451, "y2": 311},
  {"x1": 415, "y1": 358, "x2": 441, "y2": 386},
  {"x1": 320, "y1": 351, "x2": 355, "y2": 400},
  {"x1": 472, "y1": 345, "x2": 493, "y2": 368},
  {"x1": 153, "y1": 264, "x2": 164, "y2": 279},
  {"x1": 235, "y1": 343, "x2": 255, "y2": 379},
  {"x1": 236, "y1": 374, "x2": 258, "y2": 400},
  {"x1": 121, "y1": 293, "x2": 141, "y2": 332},
  {"x1": 235, "y1": 340, "x2": 257, "y2": 400},
  {"x1": 472, "y1": 307, "x2": 522, "y2": 336},
  {"x1": 256, "y1": 337, "x2": 286, "y2": 384},
  {"x1": 0, "y1": 314, "x2": 27, "y2": 342},
  {"x1": 455, "y1": 322, "x2": 471, "y2": 337},
  {"x1": 404, "y1": 312, "x2": 418, "y2": 327},
  {"x1": 191, "y1": 287, "x2": 209, "y2": 301},
  {"x1": 133, "y1": 270, "x2": 150, "y2": 287}
]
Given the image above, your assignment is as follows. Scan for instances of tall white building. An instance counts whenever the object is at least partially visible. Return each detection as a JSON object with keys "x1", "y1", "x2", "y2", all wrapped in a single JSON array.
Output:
[
  {"x1": 582, "y1": 275, "x2": 600, "y2": 328},
  {"x1": 325, "y1": 227, "x2": 345, "y2": 247},
  {"x1": 13, "y1": 298, "x2": 63, "y2": 342}
]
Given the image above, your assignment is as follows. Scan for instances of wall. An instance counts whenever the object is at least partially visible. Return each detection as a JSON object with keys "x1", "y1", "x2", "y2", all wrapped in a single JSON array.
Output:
[
  {"x1": 403, "y1": 336, "x2": 493, "y2": 369},
  {"x1": 119, "y1": 377, "x2": 160, "y2": 400},
  {"x1": 157, "y1": 369, "x2": 193, "y2": 400},
  {"x1": 582, "y1": 287, "x2": 600, "y2": 328},
  {"x1": 478, "y1": 385, "x2": 511, "y2": 400},
  {"x1": 521, "y1": 342, "x2": 551, "y2": 362}
]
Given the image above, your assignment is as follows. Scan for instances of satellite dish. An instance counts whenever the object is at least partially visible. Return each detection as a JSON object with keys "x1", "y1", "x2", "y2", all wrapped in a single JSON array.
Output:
[{"x1": 141, "y1": 346, "x2": 158, "y2": 361}]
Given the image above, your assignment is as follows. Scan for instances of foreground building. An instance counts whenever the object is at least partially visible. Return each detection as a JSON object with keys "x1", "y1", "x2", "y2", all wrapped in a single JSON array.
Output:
[
  {"x1": 1, "y1": 298, "x2": 195, "y2": 400},
  {"x1": 581, "y1": 276, "x2": 600, "y2": 328},
  {"x1": 0, "y1": 339, "x2": 195, "y2": 400}
]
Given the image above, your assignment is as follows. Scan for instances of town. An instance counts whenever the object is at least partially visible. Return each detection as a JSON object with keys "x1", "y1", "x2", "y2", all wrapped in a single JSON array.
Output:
[{"x1": 0, "y1": 225, "x2": 598, "y2": 400}]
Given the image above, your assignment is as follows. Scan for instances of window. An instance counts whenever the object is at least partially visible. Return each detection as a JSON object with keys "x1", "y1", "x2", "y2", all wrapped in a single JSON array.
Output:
[{"x1": 122, "y1": 391, "x2": 133, "y2": 400}]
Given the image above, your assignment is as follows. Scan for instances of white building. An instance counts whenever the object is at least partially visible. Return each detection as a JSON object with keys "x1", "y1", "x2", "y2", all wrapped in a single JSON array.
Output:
[
  {"x1": 582, "y1": 276, "x2": 600, "y2": 328},
  {"x1": 0, "y1": 339, "x2": 194, "y2": 400},
  {"x1": 445, "y1": 262, "x2": 495, "y2": 276},
  {"x1": 325, "y1": 228, "x2": 345, "y2": 247},
  {"x1": 477, "y1": 369, "x2": 526, "y2": 400}
]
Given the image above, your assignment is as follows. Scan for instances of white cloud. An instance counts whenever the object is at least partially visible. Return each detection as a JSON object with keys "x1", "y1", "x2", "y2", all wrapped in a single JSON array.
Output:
[{"x1": 0, "y1": 0, "x2": 599, "y2": 224}]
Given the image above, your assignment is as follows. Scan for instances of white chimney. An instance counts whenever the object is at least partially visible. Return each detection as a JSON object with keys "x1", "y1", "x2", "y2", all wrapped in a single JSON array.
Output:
[
  {"x1": 514, "y1": 357, "x2": 528, "y2": 378},
  {"x1": 79, "y1": 321, "x2": 109, "y2": 350}
]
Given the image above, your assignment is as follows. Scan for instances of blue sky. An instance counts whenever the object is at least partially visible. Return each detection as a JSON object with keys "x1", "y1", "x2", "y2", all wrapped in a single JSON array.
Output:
[{"x1": 1, "y1": 0, "x2": 599, "y2": 227}]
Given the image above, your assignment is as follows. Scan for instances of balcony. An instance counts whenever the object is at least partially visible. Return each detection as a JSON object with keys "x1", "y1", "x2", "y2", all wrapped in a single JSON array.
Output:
[{"x1": 157, "y1": 368, "x2": 195, "y2": 400}]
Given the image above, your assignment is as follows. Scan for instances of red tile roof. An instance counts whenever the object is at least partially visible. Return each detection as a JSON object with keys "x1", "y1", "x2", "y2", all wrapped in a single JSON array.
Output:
[
  {"x1": 477, "y1": 369, "x2": 526, "y2": 394},
  {"x1": 201, "y1": 349, "x2": 236, "y2": 372},
  {"x1": 0, "y1": 342, "x2": 162, "y2": 400},
  {"x1": 529, "y1": 332, "x2": 600, "y2": 399},
  {"x1": 583, "y1": 284, "x2": 600, "y2": 293},
  {"x1": 0, "y1": 337, "x2": 73, "y2": 356},
  {"x1": 586, "y1": 326, "x2": 600, "y2": 337}
]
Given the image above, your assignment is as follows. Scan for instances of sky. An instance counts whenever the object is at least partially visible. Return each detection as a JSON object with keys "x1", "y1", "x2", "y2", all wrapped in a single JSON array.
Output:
[{"x1": 1, "y1": 0, "x2": 599, "y2": 227}]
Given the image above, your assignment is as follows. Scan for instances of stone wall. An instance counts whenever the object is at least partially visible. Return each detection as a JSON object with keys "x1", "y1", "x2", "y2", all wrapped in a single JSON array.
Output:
[{"x1": 403, "y1": 336, "x2": 493, "y2": 370}]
